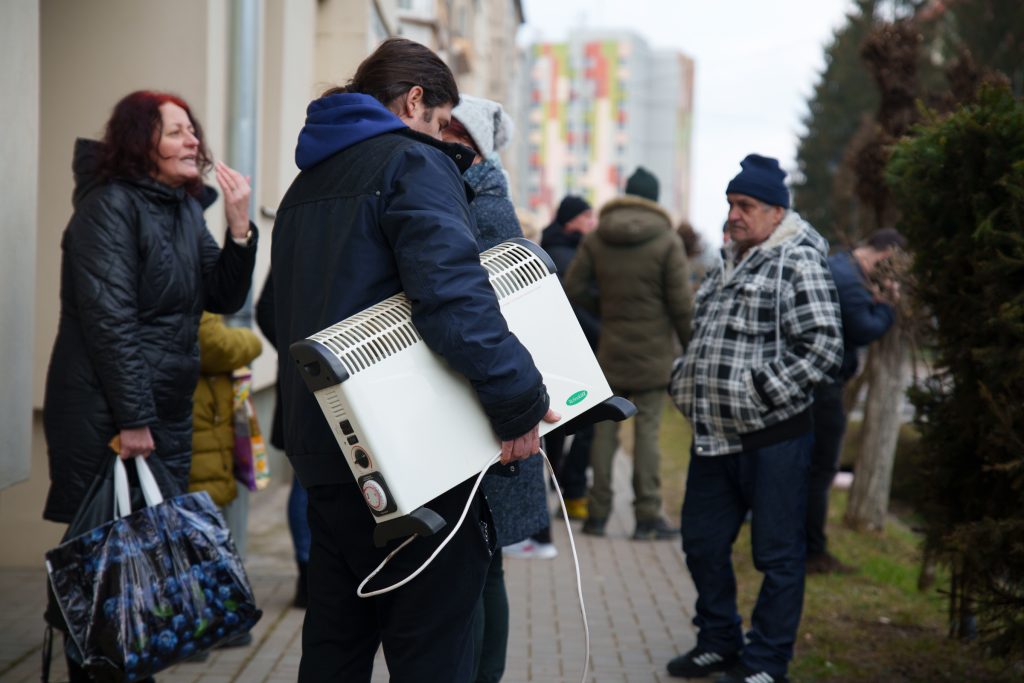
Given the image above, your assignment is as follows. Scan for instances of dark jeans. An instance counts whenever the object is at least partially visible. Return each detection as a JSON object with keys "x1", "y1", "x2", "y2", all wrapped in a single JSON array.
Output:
[
  {"x1": 300, "y1": 478, "x2": 492, "y2": 682},
  {"x1": 288, "y1": 472, "x2": 311, "y2": 564},
  {"x1": 471, "y1": 550, "x2": 509, "y2": 683},
  {"x1": 808, "y1": 382, "x2": 847, "y2": 557},
  {"x1": 544, "y1": 423, "x2": 593, "y2": 500},
  {"x1": 681, "y1": 433, "x2": 812, "y2": 678}
]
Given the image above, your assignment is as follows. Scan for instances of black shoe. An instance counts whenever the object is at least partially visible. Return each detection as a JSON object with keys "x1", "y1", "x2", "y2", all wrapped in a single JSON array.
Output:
[
  {"x1": 633, "y1": 517, "x2": 680, "y2": 540},
  {"x1": 716, "y1": 663, "x2": 788, "y2": 683},
  {"x1": 806, "y1": 551, "x2": 855, "y2": 575},
  {"x1": 294, "y1": 561, "x2": 309, "y2": 609},
  {"x1": 666, "y1": 646, "x2": 739, "y2": 678},
  {"x1": 581, "y1": 517, "x2": 607, "y2": 536}
]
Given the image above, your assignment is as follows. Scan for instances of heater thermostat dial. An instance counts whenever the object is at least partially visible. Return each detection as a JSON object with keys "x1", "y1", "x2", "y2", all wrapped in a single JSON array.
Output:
[{"x1": 362, "y1": 480, "x2": 388, "y2": 512}]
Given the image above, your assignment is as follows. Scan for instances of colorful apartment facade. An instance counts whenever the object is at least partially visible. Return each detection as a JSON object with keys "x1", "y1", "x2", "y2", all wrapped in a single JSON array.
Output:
[{"x1": 516, "y1": 31, "x2": 694, "y2": 220}]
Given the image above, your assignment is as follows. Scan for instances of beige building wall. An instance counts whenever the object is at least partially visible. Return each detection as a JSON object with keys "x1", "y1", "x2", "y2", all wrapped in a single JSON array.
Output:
[
  {"x1": 315, "y1": 0, "x2": 395, "y2": 94},
  {"x1": 2, "y1": 0, "x2": 232, "y2": 569},
  {"x1": 0, "y1": 3, "x2": 40, "y2": 493},
  {"x1": 0, "y1": 0, "x2": 520, "y2": 568},
  {"x1": 251, "y1": 0, "x2": 318, "y2": 386}
]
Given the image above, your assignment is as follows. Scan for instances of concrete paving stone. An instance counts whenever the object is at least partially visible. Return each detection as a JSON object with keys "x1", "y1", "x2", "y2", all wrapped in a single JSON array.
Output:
[{"x1": 0, "y1": 450, "x2": 698, "y2": 682}]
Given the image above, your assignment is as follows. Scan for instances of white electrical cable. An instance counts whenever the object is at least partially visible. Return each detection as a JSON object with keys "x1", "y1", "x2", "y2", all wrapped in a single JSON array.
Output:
[{"x1": 355, "y1": 447, "x2": 591, "y2": 683}]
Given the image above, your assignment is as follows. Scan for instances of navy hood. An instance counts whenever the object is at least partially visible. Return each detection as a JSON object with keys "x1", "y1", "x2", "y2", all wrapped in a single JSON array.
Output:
[{"x1": 295, "y1": 92, "x2": 406, "y2": 170}]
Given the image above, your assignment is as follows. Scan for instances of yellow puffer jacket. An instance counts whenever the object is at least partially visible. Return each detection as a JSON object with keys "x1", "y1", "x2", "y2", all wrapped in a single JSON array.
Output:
[{"x1": 189, "y1": 312, "x2": 263, "y2": 506}]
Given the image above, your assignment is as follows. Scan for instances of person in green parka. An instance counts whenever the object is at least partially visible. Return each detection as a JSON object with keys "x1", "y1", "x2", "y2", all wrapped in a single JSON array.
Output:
[{"x1": 564, "y1": 166, "x2": 693, "y2": 540}]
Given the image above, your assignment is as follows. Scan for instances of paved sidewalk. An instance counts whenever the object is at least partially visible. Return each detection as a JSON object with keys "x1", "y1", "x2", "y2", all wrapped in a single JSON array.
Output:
[{"x1": 0, "y1": 452, "x2": 699, "y2": 682}]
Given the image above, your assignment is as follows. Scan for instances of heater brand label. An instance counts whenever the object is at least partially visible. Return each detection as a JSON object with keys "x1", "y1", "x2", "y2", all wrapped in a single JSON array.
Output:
[{"x1": 566, "y1": 390, "x2": 588, "y2": 406}]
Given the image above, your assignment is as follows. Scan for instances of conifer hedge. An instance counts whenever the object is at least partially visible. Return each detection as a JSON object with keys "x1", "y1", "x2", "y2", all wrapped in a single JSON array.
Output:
[{"x1": 886, "y1": 85, "x2": 1024, "y2": 655}]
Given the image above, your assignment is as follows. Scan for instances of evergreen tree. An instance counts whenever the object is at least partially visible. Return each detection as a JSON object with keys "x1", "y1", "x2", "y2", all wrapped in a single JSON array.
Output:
[
  {"x1": 942, "y1": 0, "x2": 1024, "y2": 95},
  {"x1": 887, "y1": 85, "x2": 1024, "y2": 655},
  {"x1": 792, "y1": 0, "x2": 879, "y2": 244}
]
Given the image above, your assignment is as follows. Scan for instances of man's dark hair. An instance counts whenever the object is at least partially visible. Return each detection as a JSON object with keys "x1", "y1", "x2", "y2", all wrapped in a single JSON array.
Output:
[
  {"x1": 676, "y1": 221, "x2": 704, "y2": 258},
  {"x1": 864, "y1": 228, "x2": 907, "y2": 251},
  {"x1": 322, "y1": 38, "x2": 459, "y2": 111}
]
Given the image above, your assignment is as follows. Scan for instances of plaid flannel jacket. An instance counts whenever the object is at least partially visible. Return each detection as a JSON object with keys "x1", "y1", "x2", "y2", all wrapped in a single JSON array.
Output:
[{"x1": 670, "y1": 212, "x2": 843, "y2": 456}]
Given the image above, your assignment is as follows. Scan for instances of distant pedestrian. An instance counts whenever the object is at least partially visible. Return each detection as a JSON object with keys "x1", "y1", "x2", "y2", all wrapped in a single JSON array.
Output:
[
  {"x1": 806, "y1": 228, "x2": 905, "y2": 574},
  {"x1": 565, "y1": 166, "x2": 693, "y2": 541},
  {"x1": 667, "y1": 154, "x2": 842, "y2": 683},
  {"x1": 540, "y1": 195, "x2": 600, "y2": 521},
  {"x1": 676, "y1": 220, "x2": 718, "y2": 294}
]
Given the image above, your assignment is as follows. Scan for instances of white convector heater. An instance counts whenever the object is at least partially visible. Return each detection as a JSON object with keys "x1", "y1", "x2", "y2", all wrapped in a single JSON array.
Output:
[{"x1": 290, "y1": 238, "x2": 634, "y2": 546}]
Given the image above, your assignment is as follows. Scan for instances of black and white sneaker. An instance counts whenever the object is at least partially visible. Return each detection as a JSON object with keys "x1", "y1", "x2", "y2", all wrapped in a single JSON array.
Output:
[
  {"x1": 716, "y1": 664, "x2": 789, "y2": 683},
  {"x1": 666, "y1": 646, "x2": 739, "y2": 678}
]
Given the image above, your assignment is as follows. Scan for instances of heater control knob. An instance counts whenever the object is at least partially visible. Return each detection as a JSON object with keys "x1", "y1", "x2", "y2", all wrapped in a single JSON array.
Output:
[
  {"x1": 352, "y1": 446, "x2": 371, "y2": 469},
  {"x1": 362, "y1": 480, "x2": 388, "y2": 512}
]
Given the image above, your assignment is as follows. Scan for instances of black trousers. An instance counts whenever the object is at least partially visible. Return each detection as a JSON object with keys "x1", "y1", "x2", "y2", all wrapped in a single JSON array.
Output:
[
  {"x1": 807, "y1": 381, "x2": 847, "y2": 557},
  {"x1": 300, "y1": 478, "x2": 493, "y2": 682},
  {"x1": 544, "y1": 423, "x2": 593, "y2": 500}
]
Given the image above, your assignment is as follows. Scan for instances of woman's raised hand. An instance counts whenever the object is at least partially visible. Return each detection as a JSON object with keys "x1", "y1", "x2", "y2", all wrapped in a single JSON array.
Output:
[{"x1": 215, "y1": 161, "x2": 252, "y2": 240}]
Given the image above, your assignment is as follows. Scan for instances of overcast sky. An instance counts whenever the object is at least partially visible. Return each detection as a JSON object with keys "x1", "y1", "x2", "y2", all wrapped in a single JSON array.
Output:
[{"x1": 518, "y1": 0, "x2": 856, "y2": 247}]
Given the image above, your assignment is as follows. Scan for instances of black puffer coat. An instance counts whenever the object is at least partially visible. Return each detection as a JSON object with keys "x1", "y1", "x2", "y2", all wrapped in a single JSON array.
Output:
[{"x1": 42, "y1": 139, "x2": 258, "y2": 523}]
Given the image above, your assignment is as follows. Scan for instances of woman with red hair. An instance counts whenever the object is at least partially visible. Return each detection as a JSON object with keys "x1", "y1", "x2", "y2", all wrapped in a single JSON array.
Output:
[{"x1": 41, "y1": 90, "x2": 258, "y2": 646}]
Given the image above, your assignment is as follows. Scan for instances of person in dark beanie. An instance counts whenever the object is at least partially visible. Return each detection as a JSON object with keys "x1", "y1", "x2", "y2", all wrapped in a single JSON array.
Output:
[
  {"x1": 565, "y1": 167, "x2": 693, "y2": 541},
  {"x1": 667, "y1": 154, "x2": 842, "y2": 683},
  {"x1": 624, "y1": 166, "x2": 659, "y2": 203},
  {"x1": 542, "y1": 196, "x2": 596, "y2": 285},
  {"x1": 539, "y1": 195, "x2": 599, "y2": 522},
  {"x1": 806, "y1": 228, "x2": 905, "y2": 575},
  {"x1": 268, "y1": 38, "x2": 558, "y2": 682}
]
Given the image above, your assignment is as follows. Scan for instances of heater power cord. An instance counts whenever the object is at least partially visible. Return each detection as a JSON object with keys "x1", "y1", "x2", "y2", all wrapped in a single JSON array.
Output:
[{"x1": 355, "y1": 447, "x2": 592, "y2": 683}]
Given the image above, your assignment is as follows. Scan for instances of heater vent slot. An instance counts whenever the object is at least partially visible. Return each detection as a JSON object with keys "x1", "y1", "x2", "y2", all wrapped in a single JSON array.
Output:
[
  {"x1": 309, "y1": 296, "x2": 421, "y2": 376},
  {"x1": 480, "y1": 241, "x2": 550, "y2": 302},
  {"x1": 323, "y1": 386, "x2": 350, "y2": 424},
  {"x1": 306, "y1": 242, "x2": 549, "y2": 376}
]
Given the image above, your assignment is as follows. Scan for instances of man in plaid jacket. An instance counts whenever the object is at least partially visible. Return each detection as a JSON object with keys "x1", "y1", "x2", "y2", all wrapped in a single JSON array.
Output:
[{"x1": 666, "y1": 154, "x2": 843, "y2": 683}]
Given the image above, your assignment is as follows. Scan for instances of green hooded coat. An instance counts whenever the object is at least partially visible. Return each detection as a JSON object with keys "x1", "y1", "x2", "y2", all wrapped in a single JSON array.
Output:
[{"x1": 564, "y1": 195, "x2": 693, "y2": 391}]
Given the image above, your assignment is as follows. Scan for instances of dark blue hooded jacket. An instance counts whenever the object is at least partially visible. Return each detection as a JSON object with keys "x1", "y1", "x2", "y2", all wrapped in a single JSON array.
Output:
[
  {"x1": 829, "y1": 251, "x2": 895, "y2": 381},
  {"x1": 270, "y1": 93, "x2": 548, "y2": 487}
]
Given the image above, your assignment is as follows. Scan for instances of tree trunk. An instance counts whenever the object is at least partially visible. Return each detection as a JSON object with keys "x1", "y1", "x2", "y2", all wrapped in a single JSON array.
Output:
[{"x1": 844, "y1": 321, "x2": 905, "y2": 531}]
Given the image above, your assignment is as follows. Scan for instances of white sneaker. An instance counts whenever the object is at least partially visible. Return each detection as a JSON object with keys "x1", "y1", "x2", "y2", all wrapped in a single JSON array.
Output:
[{"x1": 502, "y1": 539, "x2": 558, "y2": 559}]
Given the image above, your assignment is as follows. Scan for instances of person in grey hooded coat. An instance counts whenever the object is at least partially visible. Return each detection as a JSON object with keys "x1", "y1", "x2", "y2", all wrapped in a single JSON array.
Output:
[{"x1": 444, "y1": 93, "x2": 552, "y2": 683}]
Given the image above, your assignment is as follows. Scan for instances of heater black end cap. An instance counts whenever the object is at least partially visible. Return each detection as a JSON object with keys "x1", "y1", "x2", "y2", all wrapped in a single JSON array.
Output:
[
  {"x1": 289, "y1": 339, "x2": 350, "y2": 392},
  {"x1": 561, "y1": 396, "x2": 638, "y2": 434},
  {"x1": 372, "y1": 507, "x2": 447, "y2": 547}
]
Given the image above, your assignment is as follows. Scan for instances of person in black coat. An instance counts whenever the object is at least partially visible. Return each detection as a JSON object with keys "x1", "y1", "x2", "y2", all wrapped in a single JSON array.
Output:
[
  {"x1": 540, "y1": 196, "x2": 599, "y2": 519},
  {"x1": 269, "y1": 39, "x2": 557, "y2": 682},
  {"x1": 42, "y1": 91, "x2": 257, "y2": 526}
]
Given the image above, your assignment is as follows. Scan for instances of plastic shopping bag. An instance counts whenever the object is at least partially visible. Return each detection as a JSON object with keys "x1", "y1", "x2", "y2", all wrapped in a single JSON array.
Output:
[
  {"x1": 45, "y1": 456, "x2": 262, "y2": 682},
  {"x1": 232, "y1": 366, "x2": 271, "y2": 491}
]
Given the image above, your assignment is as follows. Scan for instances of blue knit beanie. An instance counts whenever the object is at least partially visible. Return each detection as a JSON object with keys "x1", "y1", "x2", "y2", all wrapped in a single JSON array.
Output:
[{"x1": 726, "y1": 154, "x2": 789, "y2": 208}]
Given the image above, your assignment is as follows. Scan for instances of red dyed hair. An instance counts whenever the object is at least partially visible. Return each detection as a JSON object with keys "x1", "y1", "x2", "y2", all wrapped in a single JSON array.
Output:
[{"x1": 99, "y1": 90, "x2": 212, "y2": 195}]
